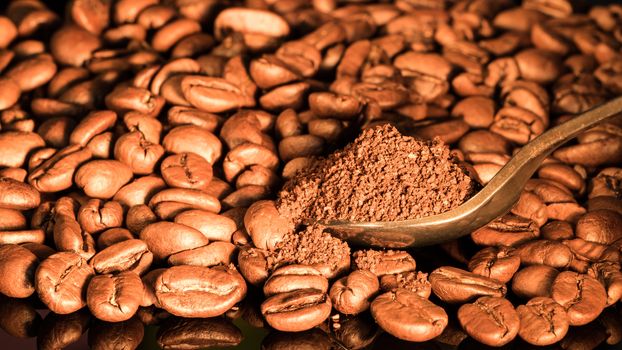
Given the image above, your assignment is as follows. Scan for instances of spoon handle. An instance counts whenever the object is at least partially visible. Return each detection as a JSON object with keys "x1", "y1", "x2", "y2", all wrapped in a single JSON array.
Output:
[{"x1": 472, "y1": 95, "x2": 622, "y2": 221}]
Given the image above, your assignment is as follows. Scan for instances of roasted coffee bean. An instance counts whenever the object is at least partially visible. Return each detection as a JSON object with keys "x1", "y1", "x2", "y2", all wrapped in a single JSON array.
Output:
[
  {"x1": 96, "y1": 228, "x2": 134, "y2": 250},
  {"x1": 514, "y1": 239, "x2": 574, "y2": 268},
  {"x1": 173, "y1": 210, "x2": 236, "y2": 242},
  {"x1": 575, "y1": 209, "x2": 622, "y2": 244},
  {"x1": 457, "y1": 296, "x2": 519, "y2": 347},
  {"x1": 264, "y1": 264, "x2": 328, "y2": 297},
  {"x1": 91, "y1": 239, "x2": 152, "y2": 276},
  {"x1": 330, "y1": 270, "x2": 379, "y2": 315},
  {"x1": 28, "y1": 145, "x2": 93, "y2": 193},
  {"x1": 75, "y1": 160, "x2": 133, "y2": 199},
  {"x1": 35, "y1": 252, "x2": 95, "y2": 314},
  {"x1": 261, "y1": 289, "x2": 331, "y2": 332},
  {"x1": 126, "y1": 204, "x2": 158, "y2": 235},
  {"x1": 541, "y1": 220, "x2": 574, "y2": 240},
  {"x1": 379, "y1": 271, "x2": 431, "y2": 299},
  {"x1": 0, "y1": 244, "x2": 38, "y2": 298},
  {"x1": 0, "y1": 177, "x2": 41, "y2": 210},
  {"x1": 468, "y1": 246, "x2": 520, "y2": 283},
  {"x1": 77, "y1": 199, "x2": 123, "y2": 234},
  {"x1": 167, "y1": 241, "x2": 237, "y2": 268},
  {"x1": 160, "y1": 153, "x2": 213, "y2": 191},
  {"x1": 371, "y1": 289, "x2": 447, "y2": 342},
  {"x1": 429, "y1": 266, "x2": 506, "y2": 304},
  {"x1": 155, "y1": 265, "x2": 247, "y2": 318},
  {"x1": 512, "y1": 264, "x2": 560, "y2": 300},
  {"x1": 517, "y1": 297, "x2": 569, "y2": 346},
  {"x1": 87, "y1": 272, "x2": 143, "y2": 322},
  {"x1": 471, "y1": 214, "x2": 539, "y2": 247},
  {"x1": 352, "y1": 249, "x2": 417, "y2": 276},
  {"x1": 588, "y1": 262, "x2": 622, "y2": 306},
  {"x1": 114, "y1": 175, "x2": 166, "y2": 208},
  {"x1": 551, "y1": 271, "x2": 607, "y2": 326},
  {"x1": 244, "y1": 200, "x2": 293, "y2": 251},
  {"x1": 53, "y1": 214, "x2": 96, "y2": 260},
  {"x1": 140, "y1": 221, "x2": 209, "y2": 262},
  {"x1": 237, "y1": 247, "x2": 270, "y2": 287}
]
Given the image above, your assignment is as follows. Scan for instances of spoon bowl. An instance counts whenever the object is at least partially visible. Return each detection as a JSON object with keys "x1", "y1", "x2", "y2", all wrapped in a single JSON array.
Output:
[{"x1": 321, "y1": 96, "x2": 622, "y2": 248}]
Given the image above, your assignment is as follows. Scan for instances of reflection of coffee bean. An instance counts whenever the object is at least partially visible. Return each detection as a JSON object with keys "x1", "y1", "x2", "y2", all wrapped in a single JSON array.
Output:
[{"x1": 157, "y1": 317, "x2": 242, "y2": 349}]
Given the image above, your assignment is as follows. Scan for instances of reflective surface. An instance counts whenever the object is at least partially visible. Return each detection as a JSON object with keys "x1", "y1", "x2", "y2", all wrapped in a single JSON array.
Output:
[
  {"x1": 0, "y1": 295, "x2": 620, "y2": 350},
  {"x1": 323, "y1": 96, "x2": 622, "y2": 248}
]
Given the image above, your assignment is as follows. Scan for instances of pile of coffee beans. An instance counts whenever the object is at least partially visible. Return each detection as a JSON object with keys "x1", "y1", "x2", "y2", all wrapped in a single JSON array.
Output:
[{"x1": 0, "y1": 0, "x2": 620, "y2": 349}]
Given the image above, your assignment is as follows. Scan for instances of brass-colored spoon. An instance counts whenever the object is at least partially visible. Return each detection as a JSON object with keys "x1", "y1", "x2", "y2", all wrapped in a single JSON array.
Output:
[{"x1": 322, "y1": 96, "x2": 622, "y2": 248}]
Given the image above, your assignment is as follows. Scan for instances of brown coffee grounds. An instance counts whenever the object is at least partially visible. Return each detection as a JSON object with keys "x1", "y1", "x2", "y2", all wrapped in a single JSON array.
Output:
[
  {"x1": 395, "y1": 271, "x2": 430, "y2": 292},
  {"x1": 277, "y1": 124, "x2": 475, "y2": 223},
  {"x1": 352, "y1": 249, "x2": 411, "y2": 272},
  {"x1": 267, "y1": 224, "x2": 350, "y2": 271}
]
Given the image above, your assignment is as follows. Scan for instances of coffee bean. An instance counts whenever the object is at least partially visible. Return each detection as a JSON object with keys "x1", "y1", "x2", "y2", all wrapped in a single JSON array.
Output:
[
  {"x1": 264, "y1": 264, "x2": 328, "y2": 297},
  {"x1": 575, "y1": 209, "x2": 622, "y2": 244},
  {"x1": 96, "y1": 228, "x2": 134, "y2": 250},
  {"x1": 91, "y1": 239, "x2": 153, "y2": 275},
  {"x1": 77, "y1": 199, "x2": 123, "y2": 234},
  {"x1": 471, "y1": 214, "x2": 539, "y2": 247},
  {"x1": 551, "y1": 271, "x2": 607, "y2": 326},
  {"x1": 0, "y1": 244, "x2": 38, "y2": 298},
  {"x1": 588, "y1": 262, "x2": 622, "y2": 306},
  {"x1": 75, "y1": 160, "x2": 133, "y2": 199},
  {"x1": 353, "y1": 249, "x2": 417, "y2": 276},
  {"x1": 261, "y1": 289, "x2": 331, "y2": 332},
  {"x1": 140, "y1": 221, "x2": 209, "y2": 261},
  {"x1": 113, "y1": 175, "x2": 166, "y2": 208},
  {"x1": 86, "y1": 272, "x2": 143, "y2": 322},
  {"x1": 35, "y1": 252, "x2": 95, "y2": 314},
  {"x1": 330, "y1": 270, "x2": 379, "y2": 315},
  {"x1": 468, "y1": 246, "x2": 520, "y2": 283},
  {"x1": 161, "y1": 153, "x2": 213, "y2": 191},
  {"x1": 430, "y1": 266, "x2": 507, "y2": 304},
  {"x1": 167, "y1": 241, "x2": 237, "y2": 267},
  {"x1": 371, "y1": 290, "x2": 447, "y2": 342},
  {"x1": 457, "y1": 296, "x2": 519, "y2": 347},
  {"x1": 237, "y1": 247, "x2": 270, "y2": 287},
  {"x1": 517, "y1": 297, "x2": 569, "y2": 346},
  {"x1": 155, "y1": 265, "x2": 247, "y2": 318},
  {"x1": 512, "y1": 264, "x2": 559, "y2": 300},
  {"x1": 28, "y1": 145, "x2": 93, "y2": 193}
]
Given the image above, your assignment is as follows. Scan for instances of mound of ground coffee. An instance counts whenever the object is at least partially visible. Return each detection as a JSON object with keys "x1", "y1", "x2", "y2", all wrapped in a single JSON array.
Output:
[
  {"x1": 277, "y1": 124, "x2": 476, "y2": 223},
  {"x1": 266, "y1": 224, "x2": 350, "y2": 272}
]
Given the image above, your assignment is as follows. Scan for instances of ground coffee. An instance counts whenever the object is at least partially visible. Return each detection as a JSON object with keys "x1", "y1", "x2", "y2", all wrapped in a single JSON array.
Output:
[
  {"x1": 277, "y1": 124, "x2": 476, "y2": 223},
  {"x1": 266, "y1": 224, "x2": 350, "y2": 276}
]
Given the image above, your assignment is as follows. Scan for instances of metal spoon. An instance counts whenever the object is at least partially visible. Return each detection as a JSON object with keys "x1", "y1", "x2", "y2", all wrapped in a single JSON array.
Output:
[{"x1": 322, "y1": 96, "x2": 622, "y2": 248}]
